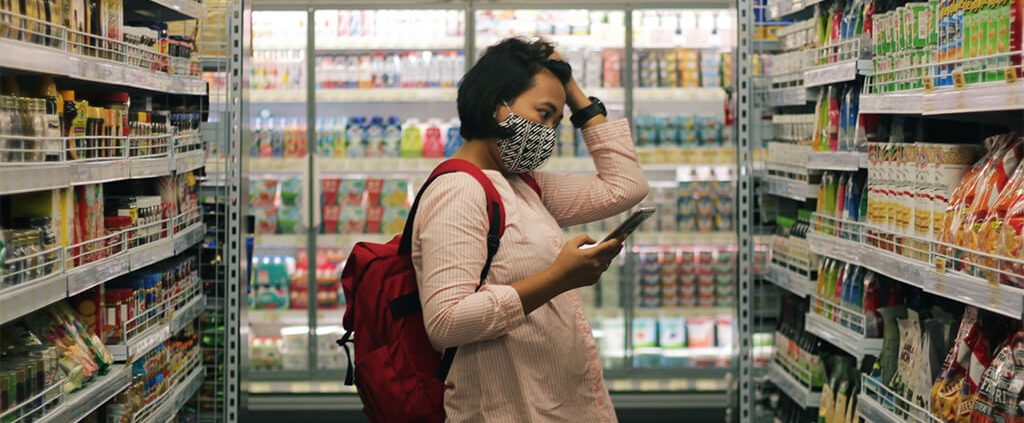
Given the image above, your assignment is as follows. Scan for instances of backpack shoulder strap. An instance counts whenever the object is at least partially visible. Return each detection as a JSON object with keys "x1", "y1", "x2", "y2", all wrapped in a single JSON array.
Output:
[
  {"x1": 398, "y1": 158, "x2": 505, "y2": 258},
  {"x1": 519, "y1": 172, "x2": 542, "y2": 200}
]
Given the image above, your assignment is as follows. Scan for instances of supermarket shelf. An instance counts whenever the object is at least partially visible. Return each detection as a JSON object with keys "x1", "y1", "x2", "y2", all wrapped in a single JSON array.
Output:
[
  {"x1": 174, "y1": 150, "x2": 206, "y2": 174},
  {"x1": 804, "y1": 312, "x2": 883, "y2": 360},
  {"x1": 130, "y1": 238, "x2": 175, "y2": 271},
  {"x1": 768, "y1": 86, "x2": 809, "y2": 106},
  {"x1": 808, "y1": 230, "x2": 1024, "y2": 319},
  {"x1": 767, "y1": 0, "x2": 823, "y2": 19},
  {"x1": 765, "y1": 262, "x2": 812, "y2": 297},
  {"x1": 3, "y1": 226, "x2": 205, "y2": 326},
  {"x1": 0, "y1": 272, "x2": 67, "y2": 324},
  {"x1": 171, "y1": 295, "x2": 207, "y2": 335},
  {"x1": 861, "y1": 83, "x2": 1024, "y2": 115},
  {"x1": 634, "y1": 307, "x2": 735, "y2": 319},
  {"x1": 0, "y1": 38, "x2": 206, "y2": 95},
  {"x1": 476, "y1": 35, "x2": 623, "y2": 50},
  {"x1": 257, "y1": 231, "x2": 739, "y2": 249},
  {"x1": 767, "y1": 361, "x2": 820, "y2": 409},
  {"x1": 140, "y1": 365, "x2": 205, "y2": 423},
  {"x1": 110, "y1": 322, "x2": 171, "y2": 362},
  {"x1": 316, "y1": 37, "x2": 464, "y2": 52},
  {"x1": 803, "y1": 59, "x2": 866, "y2": 88},
  {"x1": 67, "y1": 254, "x2": 132, "y2": 296},
  {"x1": 36, "y1": 365, "x2": 132, "y2": 423},
  {"x1": 763, "y1": 175, "x2": 819, "y2": 201},
  {"x1": 860, "y1": 92, "x2": 925, "y2": 114},
  {"x1": 806, "y1": 151, "x2": 868, "y2": 171},
  {"x1": 130, "y1": 156, "x2": 173, "y2": 178},
  {"x1": 856, "y1": 393, "x2": 914, "y2": 423},
  {"x1": 126, "y1": 0, "x2": 205, "y2": 21},
  {"x1": 633, "y1": 87, "x2": 727, "y2": 103},
  {"x1": 921, "y1": 82, "x2": 1024, "y2": 115},
  {"x1": 317, "y1": 233, "x2": 393, "y2": 248},
  {"x1": 806, "y1": 231, "x2": 862, "y2": 265},
  {"x1": 174, "y1": 223, "x2": 207, "y2": 254},
  {"x1": 71, "y1": 160, "x2": 130, "y2": 186},
  {"x1": 109, "y1": 294, "x2": 205, "y2": 362},
  {"x1": 753, "y1": 39, "x2": 782, "y2": 51},
  {"x1": 0, "y1": 164, "x2": 70, "y2": 195}
]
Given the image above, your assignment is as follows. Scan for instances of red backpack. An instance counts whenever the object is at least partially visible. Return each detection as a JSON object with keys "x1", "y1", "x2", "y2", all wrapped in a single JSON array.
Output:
[{"x1": 338, "y1": 159, "x2": 540, "y2": 423}]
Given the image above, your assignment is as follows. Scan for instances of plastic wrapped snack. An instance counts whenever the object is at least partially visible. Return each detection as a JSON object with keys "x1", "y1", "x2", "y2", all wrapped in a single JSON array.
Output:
[
  {"x1": 961, "y1": 137, "x2": 1024, "y2": 274},
  {"x1": 970, "y1": 331, "x2": 1024, "y2": 422}
]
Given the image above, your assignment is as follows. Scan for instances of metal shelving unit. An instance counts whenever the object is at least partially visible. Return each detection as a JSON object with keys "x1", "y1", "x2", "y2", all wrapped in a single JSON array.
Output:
[{"x1": 0, "y1": 0, "x2": 230, "y2": 421}]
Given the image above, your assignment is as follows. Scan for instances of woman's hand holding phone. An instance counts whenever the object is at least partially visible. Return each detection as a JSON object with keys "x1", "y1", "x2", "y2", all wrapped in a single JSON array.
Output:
[{"x1": 550, "y1": 235, "x2": 623, "y2": 290}]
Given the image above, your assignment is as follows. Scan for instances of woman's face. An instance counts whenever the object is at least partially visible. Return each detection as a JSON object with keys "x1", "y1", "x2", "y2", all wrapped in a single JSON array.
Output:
[
  {"x1": 489, "y1": 68, "x2": 566, "y2": 172},
  {"x1": 494, "y1": 68, "x2": 566, "y2": 129}
]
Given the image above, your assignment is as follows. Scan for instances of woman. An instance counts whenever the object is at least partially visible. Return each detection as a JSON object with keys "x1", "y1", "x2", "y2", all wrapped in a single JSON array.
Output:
[{"x1": 412, "y1": 37, "x2": 649, "y2": 422}]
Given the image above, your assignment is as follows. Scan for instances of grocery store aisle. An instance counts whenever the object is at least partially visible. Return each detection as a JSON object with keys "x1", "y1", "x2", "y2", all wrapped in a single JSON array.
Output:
[{"x1": 243, "y1": 407, "x2": 727, "y2": 422}]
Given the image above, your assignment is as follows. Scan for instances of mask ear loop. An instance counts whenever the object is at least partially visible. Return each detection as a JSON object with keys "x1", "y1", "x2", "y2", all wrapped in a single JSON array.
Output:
[{"x1": 499, "y1": 100, "x2": 527, "y2": 173}]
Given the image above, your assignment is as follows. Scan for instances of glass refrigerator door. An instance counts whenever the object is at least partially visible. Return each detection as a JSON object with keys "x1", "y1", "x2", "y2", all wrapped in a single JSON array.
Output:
[
  {"x1": 311, "y1": 7, "x2": 466, "y2": 381},
  {"x1": 625, "y1": 8, "x2": 739, "y2": 392},
  {"x1": 473, "y1": 7, "x2": 636, "y2": 379},
  {"x1": 247, "y1": 10, "x2": 313, "y2": 380}
]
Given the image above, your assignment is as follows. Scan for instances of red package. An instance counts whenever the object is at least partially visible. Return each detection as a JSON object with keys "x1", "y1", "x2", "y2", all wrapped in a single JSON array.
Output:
[
  {"x1": 323, "y1": 205, "x2": 340, "y2": 234},
  {"x1": 365, "y1": 178, "x2": 384, "y2": 207},
  {"x1": 366, "y1": 206, "x2": 384, "y2": 234},
  {"x1": 321, "y1": 178, "x2": 341, "y2": 206}
]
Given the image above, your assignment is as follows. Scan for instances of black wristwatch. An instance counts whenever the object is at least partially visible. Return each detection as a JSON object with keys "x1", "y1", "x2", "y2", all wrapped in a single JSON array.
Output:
[{"x1": 570, "y1": 96, "x2": 607, "y2": 129}]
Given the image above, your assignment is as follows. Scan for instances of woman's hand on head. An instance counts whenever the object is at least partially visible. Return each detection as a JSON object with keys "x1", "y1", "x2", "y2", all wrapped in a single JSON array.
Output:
[{"x1": 549, "y1": 235, "x2": 623, "y2": 290}]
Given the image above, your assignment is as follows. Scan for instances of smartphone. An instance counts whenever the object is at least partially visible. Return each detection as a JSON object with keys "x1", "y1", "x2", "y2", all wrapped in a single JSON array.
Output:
[{"x1": 580, "y1": 206, "x2": 656, "y2": 249}]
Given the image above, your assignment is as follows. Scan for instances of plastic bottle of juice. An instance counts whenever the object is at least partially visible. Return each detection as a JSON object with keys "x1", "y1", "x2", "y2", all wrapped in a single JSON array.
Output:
[
  {"x1": 331, "y1": 117, "x2": 346, "y2": 158},
  {"x1": 315, "y1": 118, "x2": 329, "y2": 157},
  {"x1": 252, "y1": 117, "x2": 264, "y2": 157},
  {"x1": 422, "y1": 119, "x2": 445, "y2": 158},
  {"x1": 271, "y1": 118, "x2": 286, "y2": 157},
  {"x1": 444, "y1": 119, "x2": 463, "y2": 157},
  {"x1": 346, "y1": 116, "x2": 366, "y2": 158},
  {"x1": 383, "y1": 116, "x2": 402, "y2": 157},
  {"x1": 366, "y1": 116, "x2": 385, "y2": 158},
  {"x1": 400, "y1": 119, "x2": 424, "y2": 158}
]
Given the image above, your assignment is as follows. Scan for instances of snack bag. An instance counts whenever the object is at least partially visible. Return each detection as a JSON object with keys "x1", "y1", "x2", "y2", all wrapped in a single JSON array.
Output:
[
  {"x1": 931, "y1": 307, "x2": 986, "y2": 422},
  {"x1": 961, "y1": 137, "x2": 1024, "y2": 273},
  {"x1": 380, "y1": 179, "x2": 409, "y2": 207},
  {"x1": 974, "y1": 143, "x2": 1024, "y2": 280},
  {"x1": 321, "y1": 178, "x2": 341, "y2": 207},
  {"x1": 365, "y1": 178, "x2": 384, "y2": 207},
  {"x1": 970, "y1": 331, "x2": 1023, "y2": 422},
  {"x1": 938, "y1": 135, "x2": 1015, "y2": 266}
]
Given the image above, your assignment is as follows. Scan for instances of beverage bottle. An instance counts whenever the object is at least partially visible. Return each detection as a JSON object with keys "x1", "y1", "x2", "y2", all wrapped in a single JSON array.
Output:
[
  {"x1": 444, "y1": 119, "x2": 463, "y2": 157},
  {"x1": 366, "y1": 116, "x2": 385, "y2": 158},
  {"x1": 315, "y1": 118, "x2": 329, "y2": 157},
  {"x1": 251, "y1": 117, "x2": 263, "y2": 157},
  {"x1": 260, "y1": 118, "x2": 274, "y2": 158},
  {"x1": 400, "y1": 119, "x2": 423, "y2": 158},
  {"x1": 331, "y1": 117, "x2": 346, "y2": 158},
  {"x1": 422, "y1": 120, "x2": 444, "y2": 158},
  {"x1": 383, "y1": 116, "x2": 402, "y2": 157},
  {"x1": 346, "y1": 117, "x2": 366, "y2": 158}
]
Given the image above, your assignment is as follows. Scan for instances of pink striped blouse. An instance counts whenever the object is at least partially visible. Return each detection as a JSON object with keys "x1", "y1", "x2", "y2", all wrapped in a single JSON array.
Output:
[{"x1": 411, "y1": 118, "x2": 649, "y2": 422}]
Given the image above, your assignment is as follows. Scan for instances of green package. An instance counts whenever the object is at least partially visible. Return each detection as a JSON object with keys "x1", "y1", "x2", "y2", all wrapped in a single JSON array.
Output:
[
  {"x1": 984, "y1": 8, "x2": 999, "y2": 82},
  {"x1": 964, "y1": 12, "x2": 979, "y2": 84}
]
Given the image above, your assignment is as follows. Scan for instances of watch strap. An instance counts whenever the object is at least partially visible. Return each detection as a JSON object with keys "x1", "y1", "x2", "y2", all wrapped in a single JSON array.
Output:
[{"x1": 570, "y1": 96, "x2": 607, "y2": 128}]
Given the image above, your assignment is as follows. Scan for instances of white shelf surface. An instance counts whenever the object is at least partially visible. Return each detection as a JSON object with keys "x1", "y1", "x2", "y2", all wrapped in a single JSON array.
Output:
[
  {"x1": 174, "y1": 223, "x2": 207, "y2": 254},
  {"x1": 767, "y1": 0, "x2": 823, "y2": 19},
  {"x1": 252, "y1": 86, "x2": 722, "y2": 104},
  {"x1": 861, "y1": 83, "x2": 1024, "y2": 115},
  {"x1": 806, "y1": 151, "x2": 867, "y2": 171},
  {"x1": 763, "y1": 175, "x2": 819, "y2": 201},
  {"x1": 768, "y1": 86, "x2": 809, "y2": 106},
  {"x1": 804, "y1": 312, "x2": 883, "y2": 359},
  {"x1": 0, "y1": 38, "x2": 205, "y2": 95},
  {"x1": 765, "y1": 262, "x2": 812, "y2": 297},
  {"x1": 129, "y1": 238, "x2": 175, "y2": 271},
  {"x1": 808, "y1": 230, "x2": 1024, "y2": 319},
  {"x1": 856, "y1": 393, "x2": 905, "y2": 423},
  {"x1": 803, "y1": 59, "x2": 862, "y2": 88},
  {"x1": 35, "y1": 365, "x2": 132, "y2": 423},
  {"x1": 0, "y1": 164, "x2": 70, "y2": 196},
  {"x1": 127, "y1": 0, "x2": 206, "y2": 21},
  {"x1": 315, "y1": 37, "x2": 464, "y2": 51},
  {"x1": 67, "y1": 254, "x2": 132, "y2": 296},
  {"x1": 768, "y1": 361, "x2": 821, "y2": 409},
  {"x1": 0, "y1": 272, "x2": 68, "y2": 324}
]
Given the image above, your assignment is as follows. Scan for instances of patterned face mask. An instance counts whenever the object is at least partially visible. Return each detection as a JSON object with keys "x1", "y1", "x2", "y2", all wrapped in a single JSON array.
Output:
[{"x1": 495, "y1": 104, "x2": 557, "y2": 174}]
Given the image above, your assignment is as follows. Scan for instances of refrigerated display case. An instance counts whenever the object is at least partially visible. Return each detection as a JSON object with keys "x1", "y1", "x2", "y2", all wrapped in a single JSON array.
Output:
[{"x1": 242, "y1": 3, "x2": 758, "y2": 415}]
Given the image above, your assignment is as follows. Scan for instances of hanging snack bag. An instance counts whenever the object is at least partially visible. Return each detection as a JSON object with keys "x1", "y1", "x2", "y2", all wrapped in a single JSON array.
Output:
[
  {"x1": 973, "y1": 143, "x2": 1024, "y2": 280},
  {"x1": 970, "y1": 331, "x2": 1024, "y2": 422},
  {"x1": 961, "y1": 137, "x2": 1024, "y2": 272},
  {"x1": 931, "y1": 307, "x2": 980, "y2": 421}
]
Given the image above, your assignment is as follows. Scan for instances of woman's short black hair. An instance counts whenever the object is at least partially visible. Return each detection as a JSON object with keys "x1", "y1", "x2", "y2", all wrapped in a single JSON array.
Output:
[{"x1": 457, "y1": 37, "x2": 572, "y2": 140}]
